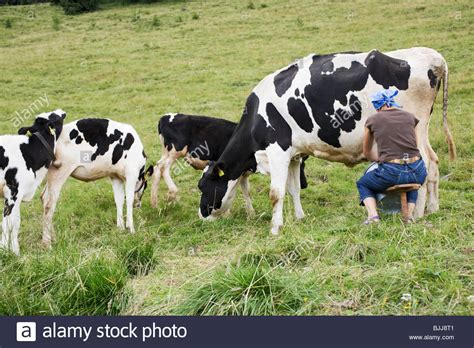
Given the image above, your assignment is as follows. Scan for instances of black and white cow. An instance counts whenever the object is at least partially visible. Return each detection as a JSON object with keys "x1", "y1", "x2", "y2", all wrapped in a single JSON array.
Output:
[
  {"x1": 41, "y1": 118, "x2": 153, "y2": 246},
  {"x1": 150, "y1": 113, "x2": 309, "y2": 215},
  {"x1": 0, "y1": 110, "x2": 66, "y2": 254},
  {"x1": 198, "y1": 47, "x2": 456, "y2": 234}
]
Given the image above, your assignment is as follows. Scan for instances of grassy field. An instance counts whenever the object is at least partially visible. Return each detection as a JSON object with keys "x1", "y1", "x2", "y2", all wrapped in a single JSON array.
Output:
[{"x1": 0, "y1": 0, "x2": 472, "y2": 315}]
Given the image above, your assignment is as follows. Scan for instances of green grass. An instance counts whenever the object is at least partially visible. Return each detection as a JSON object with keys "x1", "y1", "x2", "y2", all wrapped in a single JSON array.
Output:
[{"x1": 0, "y1": 0, "x2": 472, "y2": 315}]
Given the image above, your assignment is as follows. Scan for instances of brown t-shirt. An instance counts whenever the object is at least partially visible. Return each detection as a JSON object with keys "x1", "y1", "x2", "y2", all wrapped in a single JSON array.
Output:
[{"x1": 365, "y1": 108, "x2": 420, "y2": 163}]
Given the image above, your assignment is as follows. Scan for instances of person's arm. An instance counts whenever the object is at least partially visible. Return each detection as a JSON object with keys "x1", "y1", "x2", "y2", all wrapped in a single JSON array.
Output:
[
  {"x1": 363, "y1": 126, "x2": 378, "y2": 162},
  {"x1": 414, "y1": 118, "x2": 421, "y2": 149}
]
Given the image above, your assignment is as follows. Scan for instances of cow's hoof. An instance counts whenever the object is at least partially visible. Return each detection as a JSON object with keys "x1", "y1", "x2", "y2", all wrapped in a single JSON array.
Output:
[
  {"x1": 270, "y1": 226, "x2": 281, "y2": 236},
  {"x1": 246, "y1": 209, "x2": 256, "y2": 218},
  {"x1": 53, "y1": 159, "x2": 62, "y2": 168},
  {"x1": 295, "y1": 212, "x2": 305, "y2": 220},
  {"x1": 41, "y1": 240, "x2": 52, "y2": 249},
  {"x1": 166, "y1": 191, "x2": 178, "y2": 202},
  {"x1": 426, "y1": 203, "x2": 439, "y2": 214}
]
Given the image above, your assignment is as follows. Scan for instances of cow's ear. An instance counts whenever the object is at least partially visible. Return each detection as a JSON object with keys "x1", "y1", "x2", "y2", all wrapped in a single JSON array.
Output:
[
  {"x1": 145, "y1": 165, "x2": 154, "y2": 178},
  {"x1": 213, "y1": 163, "x2": 226, "y2": 178},
  {"x1": 18, "y1": 127, "x2": 30, "y2": 135}
]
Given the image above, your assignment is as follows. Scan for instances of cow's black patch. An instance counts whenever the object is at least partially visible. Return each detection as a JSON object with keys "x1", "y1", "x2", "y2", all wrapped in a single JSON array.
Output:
[
  {"x1": 305, "y1": 54, "x2": 369, "y2": 147},
  {"x1": 20, "y1": 133, "x2": 56, "y2": 172},
  {"x1": 287, "y1": 97, "x2": 313, "y2": 133},
  {"x1": 337, "y1": 94, "x2": 364, "y2": 133},
  {"x1": 365, "y1": 50, "x2": 411, "y2": 90},
  {"x1": 0, "y1": 146, "x2": 9, "y2": 169},
  {"x1": 4, "y1": 168, "x2": 18, "y2": 216},
  {"x1": 295, "y1": 88, "x2": 300, "y2": 97},
  {"x1": 69, "y1": 129, "x2": 79, "y2": 140},
  {"x1": 76, "y1": 119, "x2": 123, "y2": 161},
  {"x1": 264, "y1": 102, "x2": 292, "y2": 151},
  {"x1": 158, "y1": 113, "x2": 237, "y2": 159},
  {"x1": 427, "y1": 69, "x2": 437, "y2": 88},
  {"x1": 111, "y1": 133, "x2": 135, "y2": 165},
  {"x1": 123, "y1": 133, "x2": 135, "y2": 149},
  {"x1": 300, "y1": 156, "x2": 308, "y2": 189},
  {"x1": 75, "y1": 136, "x2": 83, "y2": 144},
  {"x1": 274, "y1": 63, "x2": 299, "y2": 97}
]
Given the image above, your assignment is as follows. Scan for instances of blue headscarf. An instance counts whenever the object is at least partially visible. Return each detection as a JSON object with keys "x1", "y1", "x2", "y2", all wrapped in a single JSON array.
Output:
[{"x1": 370, "y1": 89, "x2": 402, "y2": 110}]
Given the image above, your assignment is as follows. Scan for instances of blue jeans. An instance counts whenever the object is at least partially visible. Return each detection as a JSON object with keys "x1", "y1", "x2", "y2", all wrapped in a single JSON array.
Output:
[{"x1": 356, "y1": 159, "x2": 427, "y2": 205}]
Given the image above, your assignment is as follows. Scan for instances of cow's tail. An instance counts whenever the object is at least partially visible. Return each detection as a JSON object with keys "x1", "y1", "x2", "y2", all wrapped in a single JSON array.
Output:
[{"x1": 442, "y1": 61, "x2": 457, "y2": 161}]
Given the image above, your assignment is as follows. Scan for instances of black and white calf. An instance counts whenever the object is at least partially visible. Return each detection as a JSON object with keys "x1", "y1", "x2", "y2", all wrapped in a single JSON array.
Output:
[
  {"x1": 150, "y1": 113, "x2": 309, "y2": 215},
  {"x1": 0, "y1": 110, "x2": 66, "y2": 255},
  {"x1": 41, "y1": 118, "x2": 153, "y2": 246},
  {"x1": 198, "y1": 47, "x2": 456, "y2": 234}
]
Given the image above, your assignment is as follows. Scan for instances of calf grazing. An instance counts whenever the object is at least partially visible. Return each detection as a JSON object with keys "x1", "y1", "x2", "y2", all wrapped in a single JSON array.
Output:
[
  {"x1": 150, "y1": 113, "x2": 309, "y2": 216},
  {"x1": 198, "y1": 47, "x2": 455, "y2": 234},
  {"x1": 0, "y1": 110, "x2": 66, "y2": 255},
  {"x1": 41, "y1": 118, "x2": 153, "y2": 246}
]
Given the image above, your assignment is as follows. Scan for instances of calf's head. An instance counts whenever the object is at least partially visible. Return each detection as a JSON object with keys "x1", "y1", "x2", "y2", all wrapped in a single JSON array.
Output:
[
  {"x1": 18, "y1": 109, "x2": 66, "y2": 139},
  {"x1": 198, "y1": 162, "x2": 240, "y2": 220},
  {"x1": 134, "y1": 165, "x2": 154, "y2": 208}
]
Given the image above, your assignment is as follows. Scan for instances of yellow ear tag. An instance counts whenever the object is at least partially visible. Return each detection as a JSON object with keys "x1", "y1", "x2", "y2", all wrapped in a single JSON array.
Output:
[
  {"x1": 49, "y1": 126, "x2": 56, "y2": 135},
  {"x1": 218, "y1": 168, "x2": 225, "y2": 177},
  {"x1": 26, "y1": 130, "x2": 33, "y2": 137}
]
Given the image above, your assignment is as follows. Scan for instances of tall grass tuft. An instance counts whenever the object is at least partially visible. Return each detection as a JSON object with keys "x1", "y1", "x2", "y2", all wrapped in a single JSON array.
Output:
[
  {"x1": 0, "y1": 249, "x2": 128, "y2": 315},
  {"x1": 176, "y1": 261, "x2": 313, "y2": 315},
  {"x1": 114, "y1": 233, "x2": 159, "y2": 276}
]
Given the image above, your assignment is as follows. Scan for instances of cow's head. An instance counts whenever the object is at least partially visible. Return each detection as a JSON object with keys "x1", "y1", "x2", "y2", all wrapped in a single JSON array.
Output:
[
  {"x1": 18, "y1": 109, "x2": 66, "y2": 139},
  {"x1": 198, "y1": 161, "x2": 240, "y2": 220},
  {"x1": 134, "y1": 164, "x2": 154, "y2": 208}
]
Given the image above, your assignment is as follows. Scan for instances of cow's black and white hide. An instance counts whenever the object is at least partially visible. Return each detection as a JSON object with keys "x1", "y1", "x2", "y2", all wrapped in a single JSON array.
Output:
[
  {"x1": 41, "y1": 118, "x2": 153, "y2": 246},
  {"x1": 151, "y1": 113, "x2": 309, "y2": 216},
  {"x1": 0, "y1": 110, "x2": 66, "y2": 255},
  {"x1": 198, "y1": 47, "x2": 456, "y2": 234}
]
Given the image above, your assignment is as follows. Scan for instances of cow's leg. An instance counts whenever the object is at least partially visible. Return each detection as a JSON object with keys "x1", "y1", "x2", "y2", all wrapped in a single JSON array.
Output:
[
  {"x1": 425, "y1": 141, "x2": 440, "y2": 214},
  {"x1": 287, "y1": 159, "x2": 305, "y2": 220},
  {"x1": 41, "y1": 166, "x2": 74, "y2": 247},
  {"x1": 267, "y1": 145, "x2": 291, "y2": 235},
  {"x1": 150, "y1": 155, "x2": 165, "y2": 208},
  {"x1": 240, "y1": 174, "x2": 255, "y2": 217},
  {"x1": 1, "y1": 185, "x2": 22, "y2": 255},
  {"x1": 162, "y1": 148, "x2": 186, "y2": 202},
  {"x1": 125, "y1": 172, "x2": 139, "y2": 233},
  {"x1": 111, "y1": 178, "x2": 125, "y2": 229},
  {"x1": 8, "y1": 200, "x2": 21, "y2": 255}
]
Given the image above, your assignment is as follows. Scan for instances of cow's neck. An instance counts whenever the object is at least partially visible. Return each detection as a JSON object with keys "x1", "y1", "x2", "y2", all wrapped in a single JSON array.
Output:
[
  {"x1": 217, "y1": 122, "x2": 256, "y2": 180},
  {"x1": 23, "y1": 131, "x2": 56, "y2": 170}
]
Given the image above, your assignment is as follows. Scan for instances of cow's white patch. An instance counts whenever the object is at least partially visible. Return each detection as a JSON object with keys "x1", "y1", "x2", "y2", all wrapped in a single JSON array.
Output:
[
  {"x1": 165, "y1": 113, "x2": 177, "y2": 122},
  {"x1": 255, "y1": 150, "x2": 270, "y2": 175},
  {"x1": 208, "y1": 178, "x2": 239, "y2": 219},
  {"x1": 329, "y1": 52, "x2": 367, "y2": 73}
]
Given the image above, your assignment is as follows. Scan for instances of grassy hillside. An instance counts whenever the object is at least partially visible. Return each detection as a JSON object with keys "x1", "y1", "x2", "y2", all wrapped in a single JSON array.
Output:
[{"x1": 0, "y1": 0, "x2": 472, "y2": 315}]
